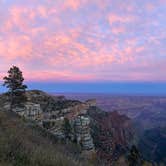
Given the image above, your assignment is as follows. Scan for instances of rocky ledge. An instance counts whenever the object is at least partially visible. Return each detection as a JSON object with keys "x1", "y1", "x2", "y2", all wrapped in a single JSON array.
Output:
[{"x1": 0, "y1": 90, "x2": 96, "y2": 152}]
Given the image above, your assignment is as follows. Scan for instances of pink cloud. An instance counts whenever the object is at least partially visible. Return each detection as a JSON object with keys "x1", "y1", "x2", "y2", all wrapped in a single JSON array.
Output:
[
  {"x1": 0, "y1": 0, "x2": 165, "y2": 82},
  {"x1": 146, "y1": 3, "x2": 155, "y2": 11},
  {"x1": 64, "y1": 0, "x2": 82, "y2": 10},
  {"x1": 0, "y1": 35, "x2": 33, "y2": 61},
  {"x1": 108, "y1": 13, "x2": 134, "y2": 25},
  {"x1": 17, "y1": 70, "x2": 96, "y2": 82},
  {"x1": 111, "y1": 26, "x2": 125, "y2": 35},
  {"x1": 61, "y1": 0, "x2": 89, "y2": 10},
  {"x1": 37, "y1": 6, "x2": 48, "y2": 18}
]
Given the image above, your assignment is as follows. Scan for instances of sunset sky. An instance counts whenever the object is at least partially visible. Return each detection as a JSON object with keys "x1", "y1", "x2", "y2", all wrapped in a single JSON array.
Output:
[{"x1": 0, "y1": 0, "x2": 166, "y2": 93}]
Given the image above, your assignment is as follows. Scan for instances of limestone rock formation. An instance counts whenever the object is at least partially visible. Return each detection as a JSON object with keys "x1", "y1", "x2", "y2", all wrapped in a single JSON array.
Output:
[
  {"x1": 14, "y1": 102, "x2": 43, "y2": 121},
  {"x1": 0, "y1": 90, "x2": 95, "y2": 152},
  {"x1": 74, "y1": 115, "x2": 94, "y2": 150}
]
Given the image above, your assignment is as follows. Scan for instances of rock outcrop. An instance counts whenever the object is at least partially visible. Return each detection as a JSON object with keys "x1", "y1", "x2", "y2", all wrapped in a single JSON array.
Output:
[
  {"x1": 0, "y1": 90, "x2": 95, "y2": 153},
  {"x1": 0, "y1": 90, "x2": 134, "y2": 165},
  {"x1": 74, "y1": 115, "x2": 94, "y2": 150}
]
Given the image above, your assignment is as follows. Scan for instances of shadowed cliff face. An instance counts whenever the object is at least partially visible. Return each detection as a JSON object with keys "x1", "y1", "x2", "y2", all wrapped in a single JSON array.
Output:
[
  {"x1": 88, "y1": 107, "x2": 134, "y2": 165},
  {"x1": 138, "y1": 127, "x2": 166, "y2": 165}
]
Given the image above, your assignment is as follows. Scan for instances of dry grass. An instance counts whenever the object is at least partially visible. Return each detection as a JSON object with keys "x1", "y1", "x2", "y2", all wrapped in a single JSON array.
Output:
[{"x1": 0, "y1": 110, "x2": 84, "y2": 166}]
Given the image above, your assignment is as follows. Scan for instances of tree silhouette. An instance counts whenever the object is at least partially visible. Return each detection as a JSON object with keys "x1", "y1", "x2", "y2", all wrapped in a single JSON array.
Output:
[
  {"x1": 3, "y1": 66, "x2": 27, "y2": 109},
  {"x1": 63, "y1": 118, "x2": 72, "y2": 140},
  {"x1": 127, "y1": 145, "x2": 144, "y2": 166}
]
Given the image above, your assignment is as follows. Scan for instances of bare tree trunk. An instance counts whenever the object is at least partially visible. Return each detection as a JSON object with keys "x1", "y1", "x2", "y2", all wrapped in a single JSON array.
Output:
[{"x1": 10, "y1": 90, "x2": 13, "y2": 111}]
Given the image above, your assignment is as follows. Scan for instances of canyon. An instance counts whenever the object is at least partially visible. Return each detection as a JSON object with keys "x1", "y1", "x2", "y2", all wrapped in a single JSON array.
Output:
[{"x1": 0, "y1": 90, "x2": 134, "y2": 165}]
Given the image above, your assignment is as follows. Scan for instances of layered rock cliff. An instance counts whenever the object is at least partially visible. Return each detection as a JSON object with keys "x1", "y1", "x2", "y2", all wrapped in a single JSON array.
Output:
[
  {"x1": 0, "y1": 90, "x2": 95, "y2": 153},
  {"x1": 0, "y1": 90, "x2": 134, "y2": 165}
]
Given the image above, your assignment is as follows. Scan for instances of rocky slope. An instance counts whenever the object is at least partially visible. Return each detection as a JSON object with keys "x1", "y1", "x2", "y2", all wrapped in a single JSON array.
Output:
[
  {"x1": 0, "y1": 90, "x2": 134, "y2": 165},
  {"x1": 0, "y1": 109, "x2": 84, "y2": 166},
  {"x1": 88, "y1": 107, "x2": 134, "y2": 165}
]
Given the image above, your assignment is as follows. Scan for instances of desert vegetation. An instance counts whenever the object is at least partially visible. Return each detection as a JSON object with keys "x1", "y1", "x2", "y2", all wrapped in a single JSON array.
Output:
[{"x1": 0, "y1": 109, "x2": 84, "y2": 166}]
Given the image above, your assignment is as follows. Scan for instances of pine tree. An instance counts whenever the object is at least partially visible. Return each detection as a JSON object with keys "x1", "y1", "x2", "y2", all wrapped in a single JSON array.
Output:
[
  {"x1": 127, "y1": 145, "x2": 144, "y2": 166},
  {"x1": 3, "y1": 66, "x2": 27, "y2": 109},
  {"x1": 63, "y1": 118, "x2": 72, "y2": 140}
]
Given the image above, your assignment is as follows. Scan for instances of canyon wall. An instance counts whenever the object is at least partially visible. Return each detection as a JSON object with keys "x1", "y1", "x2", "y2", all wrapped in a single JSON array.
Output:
[{"x1": 0, "y1": 90, "x2": 134, "y2": 165}]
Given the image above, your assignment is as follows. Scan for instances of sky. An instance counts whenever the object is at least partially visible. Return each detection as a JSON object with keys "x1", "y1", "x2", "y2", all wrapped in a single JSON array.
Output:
[{"x1": 0, "y1": 0, "x2": 166, "y2": 93}]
